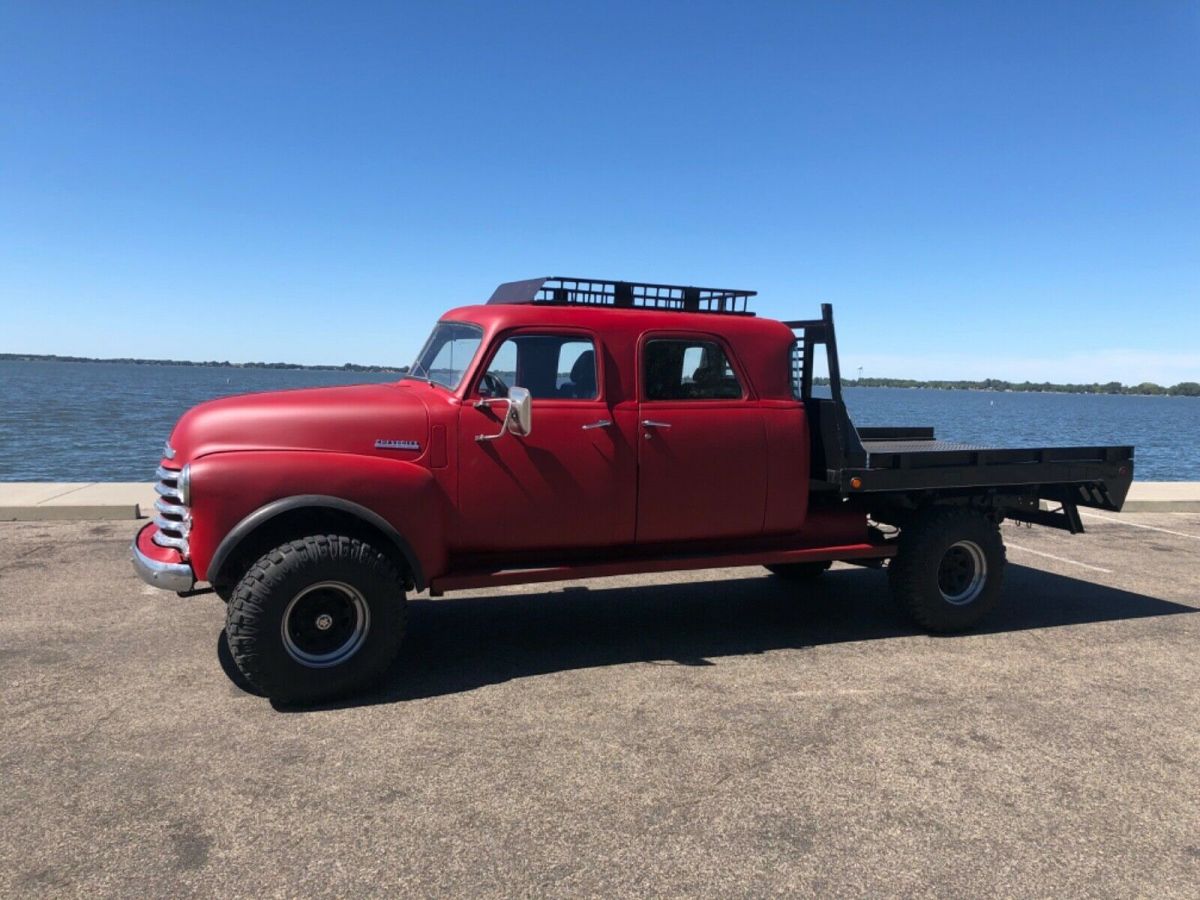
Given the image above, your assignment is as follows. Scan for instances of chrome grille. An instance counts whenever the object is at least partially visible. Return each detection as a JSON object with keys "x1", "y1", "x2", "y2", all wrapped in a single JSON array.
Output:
[{"x1": 152, "y1": 464, "x2": 191, "y2": 557}]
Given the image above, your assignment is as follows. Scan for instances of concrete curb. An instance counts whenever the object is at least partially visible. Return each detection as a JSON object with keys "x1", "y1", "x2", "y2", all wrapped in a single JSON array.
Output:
[
  {"x1": 0, "y1": 483, "x2": 158, "y2": 521},
  {"x1": 1116, "y1": 482, "x2": 1200, "y2": 512},
  {"x1": 1, "y1": 481, "x2": 1198, "y2": 521}
]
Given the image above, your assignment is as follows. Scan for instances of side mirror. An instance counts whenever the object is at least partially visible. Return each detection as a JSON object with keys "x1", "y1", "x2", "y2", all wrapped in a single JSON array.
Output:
[
  {"x1": 474, "y1": 386, "x2": 532, "y2": 442},
  {"x1": 506, "y1": 387, "x2": 532, "y2": 436}
]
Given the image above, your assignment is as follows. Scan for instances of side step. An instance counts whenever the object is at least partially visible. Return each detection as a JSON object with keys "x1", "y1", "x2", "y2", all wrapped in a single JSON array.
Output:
[{"x1": 428, "y1": 542, "x2": 895, "y2": 596}]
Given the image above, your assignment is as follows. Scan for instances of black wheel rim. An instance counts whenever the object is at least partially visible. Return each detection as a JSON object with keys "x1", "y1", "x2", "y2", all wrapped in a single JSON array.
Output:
[
  {"x1": 281, "y1": 580, "x2": 370, "y2": 668},
  {"x1": 937, "y1": 540, "x2": 987, "y2": 606}
]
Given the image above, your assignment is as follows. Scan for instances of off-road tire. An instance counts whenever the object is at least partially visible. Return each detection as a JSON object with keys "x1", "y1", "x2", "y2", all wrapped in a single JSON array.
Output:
[
  {"x1": 888, "y1": 509, "x2": 1005, "y2": 633},
  {"x1": 765, "y1": 561, "x2": 832, "y2": 581},
  {"x1": 225, "y1": 534, "x2": 406, "y2": 704}
]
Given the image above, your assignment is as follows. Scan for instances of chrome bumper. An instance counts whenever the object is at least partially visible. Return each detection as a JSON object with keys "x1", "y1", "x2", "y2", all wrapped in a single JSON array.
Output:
[{"x1": 131, "y1": 533, "x2": 195, "y2": 593}]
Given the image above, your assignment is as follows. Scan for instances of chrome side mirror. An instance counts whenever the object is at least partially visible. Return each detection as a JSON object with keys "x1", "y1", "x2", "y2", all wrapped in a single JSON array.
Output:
[
  {"x1": 506, "y1": 387, "x2": 532, "y2": 436},
  {"x1": 474, "y1": 386, "x2": 533, "y2": 441}
]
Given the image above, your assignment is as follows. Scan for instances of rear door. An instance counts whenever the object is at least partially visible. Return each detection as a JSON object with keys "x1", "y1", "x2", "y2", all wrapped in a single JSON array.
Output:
[{"x1": 635, "y1": 333, "x2": 768, "y2": 543}]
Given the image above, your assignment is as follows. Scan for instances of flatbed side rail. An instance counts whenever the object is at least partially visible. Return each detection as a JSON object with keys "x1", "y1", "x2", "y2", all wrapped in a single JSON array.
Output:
[{"x1": 840, "y1": 444, "x2": 1134, "y2": 520}]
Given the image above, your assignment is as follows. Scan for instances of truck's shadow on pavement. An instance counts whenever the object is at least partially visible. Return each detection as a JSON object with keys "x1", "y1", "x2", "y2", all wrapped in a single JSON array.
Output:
[{"x1": 227, "y1": 564, "x2": 1195, "y2": 711}]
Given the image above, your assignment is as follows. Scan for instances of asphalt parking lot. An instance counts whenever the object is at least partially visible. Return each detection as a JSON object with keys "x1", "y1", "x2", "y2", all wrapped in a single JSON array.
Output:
[{"x1": 2, "y1": 513, "x2": 1198, "y2": 897}]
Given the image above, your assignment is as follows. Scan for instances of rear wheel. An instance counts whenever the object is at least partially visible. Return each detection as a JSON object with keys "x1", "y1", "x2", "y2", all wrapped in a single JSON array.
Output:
[
  {"x1": 765, "y1": 561, "x2": 832, "y2": 581},
  {"x1": 888, "y1": 509, "x2": 1005, "y2": 632},
  {"x1": 225, "y1": 534, "x2": 406, "y2": 704}
]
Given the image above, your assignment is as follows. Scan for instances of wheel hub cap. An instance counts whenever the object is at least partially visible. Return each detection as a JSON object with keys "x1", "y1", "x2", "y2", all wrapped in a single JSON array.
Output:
[
  {"x1": 281, "y1": 580, "x2": 370, "y2": 668},
  {"x1": 937, "y1": 540, "x2": 987, "y2": 606}
]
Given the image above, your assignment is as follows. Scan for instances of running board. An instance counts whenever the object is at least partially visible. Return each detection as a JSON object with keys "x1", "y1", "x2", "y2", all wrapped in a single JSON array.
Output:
[{"x1": 428, "y1": 542, "x2": 895, "y2": 596}]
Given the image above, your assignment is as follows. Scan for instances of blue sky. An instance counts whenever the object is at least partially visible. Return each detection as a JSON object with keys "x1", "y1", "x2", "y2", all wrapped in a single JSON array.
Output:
[{"x1": 1, "y1": 1, "x2": 1197, "y2": 383}]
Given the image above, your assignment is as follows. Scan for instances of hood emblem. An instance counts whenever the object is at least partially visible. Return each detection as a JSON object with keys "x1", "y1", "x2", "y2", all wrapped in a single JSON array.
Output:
[{"x1": 375, "y1": 439, "x2": 421, "y2": 451}]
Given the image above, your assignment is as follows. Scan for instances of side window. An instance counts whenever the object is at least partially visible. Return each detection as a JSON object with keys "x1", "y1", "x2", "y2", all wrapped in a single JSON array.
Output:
[
  {"x1": 478, "y1": 334, "x2": 599, "y2": 400},
  {"x1": 644, "y1": 339, "x2": 744, "y2": 401}
]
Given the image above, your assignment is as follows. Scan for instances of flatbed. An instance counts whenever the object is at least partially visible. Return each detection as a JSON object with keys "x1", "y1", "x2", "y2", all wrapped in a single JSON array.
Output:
[{"x1": 790, "y1": 305, "x2": 1133, "y2": 533}]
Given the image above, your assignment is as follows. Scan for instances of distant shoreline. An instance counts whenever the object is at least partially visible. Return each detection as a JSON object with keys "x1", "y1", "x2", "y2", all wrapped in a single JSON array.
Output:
[
  {"x1": 818, "y1": 377, "x2": 1200, "y2": 398},
  {"x1": 2, "y1": 352, "x2": 1196, "y2": 396},
  {"x1": 0, "y1": 352, "x2": 407, "y2": 374}
]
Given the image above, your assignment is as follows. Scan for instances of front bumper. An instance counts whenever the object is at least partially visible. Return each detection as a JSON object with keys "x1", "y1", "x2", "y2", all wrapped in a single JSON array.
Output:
[{"x1": 131, "y1": 524, "x2": 195, "y2": 592}]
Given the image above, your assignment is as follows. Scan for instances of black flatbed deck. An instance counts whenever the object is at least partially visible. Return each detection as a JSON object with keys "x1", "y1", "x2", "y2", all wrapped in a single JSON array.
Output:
[{"x1": 841, "y1": 426, "x2": 1134, "y2": 513}]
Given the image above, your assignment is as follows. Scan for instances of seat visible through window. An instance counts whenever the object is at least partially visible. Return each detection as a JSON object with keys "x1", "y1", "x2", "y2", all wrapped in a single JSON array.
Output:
[
  {"x1": 478, "y1": 335, "x2": 598, "y2": 400},
  {"x1": 644, "y1": 339, "x2": 743, "y2": 400}
]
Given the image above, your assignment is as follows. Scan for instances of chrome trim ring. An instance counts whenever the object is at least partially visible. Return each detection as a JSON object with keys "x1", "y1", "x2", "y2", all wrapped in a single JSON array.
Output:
[
  {"x1": 938, "y1": 540, "x2": 988, "y2": 606},
  {"x1": 280, "y1": 581, "x2": 371, "y2": 668}
]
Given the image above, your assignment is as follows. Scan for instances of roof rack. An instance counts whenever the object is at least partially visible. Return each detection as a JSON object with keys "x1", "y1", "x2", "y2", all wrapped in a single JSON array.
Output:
[{"x1": 488, "y1": 277, "x2": 756, "y2": 316}]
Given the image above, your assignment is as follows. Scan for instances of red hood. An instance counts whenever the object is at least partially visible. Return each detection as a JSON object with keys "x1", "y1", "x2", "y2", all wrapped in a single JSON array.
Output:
[{"x1": 168, "y1": 381, "x2": 433, "y2": 463}]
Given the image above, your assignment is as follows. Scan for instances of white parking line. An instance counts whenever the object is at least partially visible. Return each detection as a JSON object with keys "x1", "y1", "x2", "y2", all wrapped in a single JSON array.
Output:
[
  {"x1": 1079, "y1": 511, "x2": 1200, "y2": 541},
  {"x1": 1006, "y1": 542, "x2": 1112, "y2": 574}
]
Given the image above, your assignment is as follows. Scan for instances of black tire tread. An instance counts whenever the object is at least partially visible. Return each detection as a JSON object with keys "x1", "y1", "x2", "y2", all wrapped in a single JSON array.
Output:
[
  {"x1": 887, "y1": 508, "x2": 1006, "y2": 633},
  {"x1": 225, "y1": 534, "x2": 405, "y2": 703}
]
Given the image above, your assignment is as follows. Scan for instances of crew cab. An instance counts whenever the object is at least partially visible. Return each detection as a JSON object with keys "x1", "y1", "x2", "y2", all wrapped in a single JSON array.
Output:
[{"x1": 132, "y1": 277, "x2": 1134, "y2": 704}]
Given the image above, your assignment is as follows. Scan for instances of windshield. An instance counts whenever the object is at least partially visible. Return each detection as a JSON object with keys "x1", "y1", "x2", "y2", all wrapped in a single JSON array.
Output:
[{"x1": 406, "y1": 321, "x2": 484, "y2": 390}]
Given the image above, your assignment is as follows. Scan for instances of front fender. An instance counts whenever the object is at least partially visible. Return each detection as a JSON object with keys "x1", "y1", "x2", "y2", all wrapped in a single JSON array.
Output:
[{"x1": 186, "y1": 450, "x2": 448, "y2": 587}]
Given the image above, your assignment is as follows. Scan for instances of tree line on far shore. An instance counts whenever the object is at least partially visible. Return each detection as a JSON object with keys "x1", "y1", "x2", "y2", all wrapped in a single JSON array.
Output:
[
  {"x1": 817, "y1": 376, "x2": 1200, "y2": 397},
  {"x1": 0, "y1": 352, "x2": 408, "y2": 374},
  {"x1": 3, "y1": 352, "x2": 1196, "y2": 396}
]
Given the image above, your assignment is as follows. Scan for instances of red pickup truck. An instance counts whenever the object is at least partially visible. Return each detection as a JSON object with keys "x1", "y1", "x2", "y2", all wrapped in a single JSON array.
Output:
[{"x1": 133, "y1": 277, "x2": 1134, "y2": 703}]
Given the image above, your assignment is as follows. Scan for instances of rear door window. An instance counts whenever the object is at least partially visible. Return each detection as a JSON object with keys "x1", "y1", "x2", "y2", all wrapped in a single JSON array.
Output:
[{"x1": 643, "y1": 339, "x2": 744, "y2": 400}]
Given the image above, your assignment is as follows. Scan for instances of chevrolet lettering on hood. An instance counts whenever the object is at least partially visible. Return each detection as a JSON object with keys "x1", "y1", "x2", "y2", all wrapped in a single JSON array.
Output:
[{"x1": 375, "y1": 439, "x2": 421, "y2": 451}]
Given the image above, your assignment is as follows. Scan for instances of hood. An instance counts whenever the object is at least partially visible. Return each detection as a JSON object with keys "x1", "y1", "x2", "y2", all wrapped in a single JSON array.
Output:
[{"x1": 167, "y1": 381, "x2": 432, "y2": 463}]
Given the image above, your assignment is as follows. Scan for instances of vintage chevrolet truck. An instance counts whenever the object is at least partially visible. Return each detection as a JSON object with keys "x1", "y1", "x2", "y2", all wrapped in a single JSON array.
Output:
[{"x1": 133, "y1": 277, "x2": 1134, "y2": 703}]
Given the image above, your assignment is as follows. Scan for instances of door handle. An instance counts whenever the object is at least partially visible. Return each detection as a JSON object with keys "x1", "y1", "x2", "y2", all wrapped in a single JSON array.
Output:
[
  {"x1": 581, "y1": 419, "x2": 613, "y2": 430},
  {"x1": 641, "y1": 420, "x2": 672, "y2": 429}
]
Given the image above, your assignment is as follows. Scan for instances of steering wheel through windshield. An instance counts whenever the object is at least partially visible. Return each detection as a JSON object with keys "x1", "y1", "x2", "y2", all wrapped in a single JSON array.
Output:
[{"x1": 480, "y1": 371, "x2": 510, "y2": 399}]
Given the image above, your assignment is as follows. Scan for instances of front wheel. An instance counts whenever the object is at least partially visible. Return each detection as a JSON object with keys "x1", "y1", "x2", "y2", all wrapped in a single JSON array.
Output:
[
  {"x1": 888, "y1": 509, "x2": 1005, "y2": 632},
  {"x1": 225, "y1": 534, "x2": 406, "y2": 704}
]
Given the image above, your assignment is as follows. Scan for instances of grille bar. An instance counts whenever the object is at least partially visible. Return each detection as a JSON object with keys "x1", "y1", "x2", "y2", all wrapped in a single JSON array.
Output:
[{"x1": 152, "y1": 463, "x2": 191, "y2": 557}]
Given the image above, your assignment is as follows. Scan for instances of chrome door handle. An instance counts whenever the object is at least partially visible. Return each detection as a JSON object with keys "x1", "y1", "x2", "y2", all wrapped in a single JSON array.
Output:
[
  {"x1": 581, "y1": 419, "x2": 613, "y2": 430},
  {"x1": 641, "y1": 419, "x2": 672, "y2": 428}
]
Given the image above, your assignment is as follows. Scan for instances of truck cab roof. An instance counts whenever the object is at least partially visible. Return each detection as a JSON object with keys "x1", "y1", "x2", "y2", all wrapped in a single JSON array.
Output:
[{"x1": 439, "y1": 276, "x2": 800, "y2": 401}]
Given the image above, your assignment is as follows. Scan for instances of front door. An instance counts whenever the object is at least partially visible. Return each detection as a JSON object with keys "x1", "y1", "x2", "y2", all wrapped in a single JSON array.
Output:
[
  {"x1": 636, "y1": 334, "x2": 767, "y2": 543},
  {"x1": 456, "y1": 330, "x2": 636, "y2": 552}
]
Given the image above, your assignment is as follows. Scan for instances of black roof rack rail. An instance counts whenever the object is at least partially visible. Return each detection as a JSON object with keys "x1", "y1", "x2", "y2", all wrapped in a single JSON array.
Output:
[{"x1": 488, "y1": 277, "x2": 756, "y2": 316}]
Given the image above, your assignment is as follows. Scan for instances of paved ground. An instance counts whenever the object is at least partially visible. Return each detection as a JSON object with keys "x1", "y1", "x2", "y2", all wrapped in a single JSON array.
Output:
[
  {"x1": 1, "y1": 513, "x2": 1198, "y2": 897},
  {"x1": 4, "y1": 481, "x2": 1199, "y2": 521}
]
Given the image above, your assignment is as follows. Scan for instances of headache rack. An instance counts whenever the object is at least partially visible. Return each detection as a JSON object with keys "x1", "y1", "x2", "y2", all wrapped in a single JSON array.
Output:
[
  {"x1": 489, "y1": 277, "x2": 756, "y2": 315},
  {"x1": 785, "y1": 303, "x2": 870, "y2": 477}
]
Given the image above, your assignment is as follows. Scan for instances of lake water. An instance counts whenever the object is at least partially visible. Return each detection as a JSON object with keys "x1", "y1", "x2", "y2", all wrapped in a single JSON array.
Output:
[{"x1": 1, "y1": 360, "x2": 1197, "y2": 481}]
